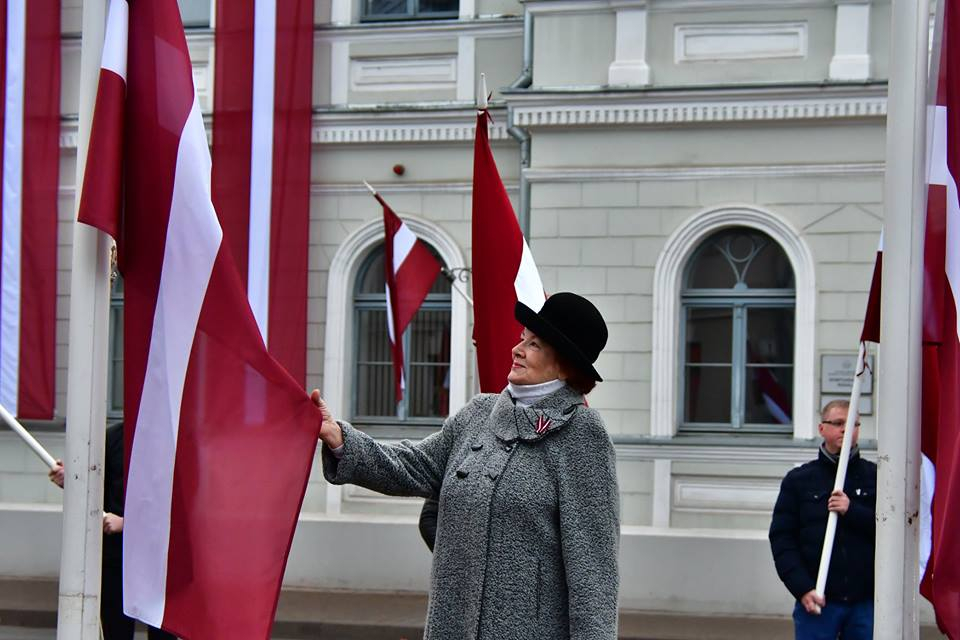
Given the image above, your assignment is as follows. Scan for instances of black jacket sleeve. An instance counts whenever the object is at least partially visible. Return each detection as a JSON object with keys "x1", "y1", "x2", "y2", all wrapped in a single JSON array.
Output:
[
  {"x1": 769, "y1": 472, "x2": 815, "y2": 600},
  {"x1": 418, "y1": 498, "x2": 439, "y2": 552}
]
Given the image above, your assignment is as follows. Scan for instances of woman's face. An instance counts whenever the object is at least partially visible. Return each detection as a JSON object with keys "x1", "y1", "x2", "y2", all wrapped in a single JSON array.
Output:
[{"x1": 508, "y1": 328, "x2": 565, "y2": 386}]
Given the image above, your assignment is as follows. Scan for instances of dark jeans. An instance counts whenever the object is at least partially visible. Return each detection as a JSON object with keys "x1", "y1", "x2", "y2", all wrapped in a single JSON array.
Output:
[{"x1": 793, "y1": 600, "x2": 873, "y2": 639}]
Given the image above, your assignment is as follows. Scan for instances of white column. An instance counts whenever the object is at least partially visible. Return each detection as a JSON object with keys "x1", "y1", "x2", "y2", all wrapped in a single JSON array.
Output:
[
  {"x1": 829, "y1": 0, "x2": 872, "y2": 81},
  {"x1": 457, "y1": 35, "x2": 476, "y2": 102},
  {"x1": 608, "y1": 3, "x2": 651, "y2": 87},
  {"x1": 459, "y1": 0, "x2": 476, "y2": 20},
  {"x1": 875, "y1": 0, "x2": 929, "y2": 637},
  {"x1": 58, "y1": 2, "x2": 112, "y2": 639},
  {"x1": 651, "y1": 459, "x2": 672, "y2": 527},
  {"x1": 331, "y1": 0, "x2": 352, "y2": 26}
]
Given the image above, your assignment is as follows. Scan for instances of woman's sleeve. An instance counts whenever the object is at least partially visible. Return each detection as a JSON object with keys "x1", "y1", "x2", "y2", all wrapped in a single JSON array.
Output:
[
  {"x1": 320, "y1": 406, "x2": 468, "y2": 499},
  {"x1": 556, "y1": 413, "x2": 620, "y2": 640}
]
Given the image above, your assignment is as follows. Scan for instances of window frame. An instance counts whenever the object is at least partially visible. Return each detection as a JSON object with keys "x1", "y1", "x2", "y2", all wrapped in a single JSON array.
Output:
[
  {"x1": 107, "y1": 275, "x2": 124, "y2": 420},
  {"x1": 350, "y1": 243, "x2": 452, "y2": 425},
  {"x1": 361, "y1": 0, "x2": 460, "y2": 22}
]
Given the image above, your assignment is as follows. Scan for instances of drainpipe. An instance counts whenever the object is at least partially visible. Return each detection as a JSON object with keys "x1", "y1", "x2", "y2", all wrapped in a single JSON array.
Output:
[{"x1": 507, "y1": 7, "x2": 534, "y2": 236}]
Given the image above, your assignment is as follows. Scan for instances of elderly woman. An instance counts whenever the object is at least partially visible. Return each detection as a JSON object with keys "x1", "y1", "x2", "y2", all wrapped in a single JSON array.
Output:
[{"x1": 313, "y1": 292, "x2": 620, "y2": 639}]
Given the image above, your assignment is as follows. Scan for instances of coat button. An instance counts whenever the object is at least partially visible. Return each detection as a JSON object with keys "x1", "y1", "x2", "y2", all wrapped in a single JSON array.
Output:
[
  {"x1": 456, "y1": 469, "x2": 469, "y2": 479},
  {"x1": 487, "y1": 470, "x2": 499, "y2": 480},
  {"x1": 471, "y1": 442, "x2": 483, "y2": 451},
  {"x1": 503, "y1": 443, "x2": 514, "y2": 452}
]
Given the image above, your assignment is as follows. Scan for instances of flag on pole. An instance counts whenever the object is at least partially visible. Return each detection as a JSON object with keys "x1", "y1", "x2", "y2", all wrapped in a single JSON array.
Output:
[
  {"x1": 860, "y1": 231, "x2": 882, "y2": 344},
  {"x1": 377, "y1": 193, "x2": 441, "y2": 401},
  {"x1": 77, "y1": 2, "x2": 321, "y2": 638},
  {"x1": 211, "y1": 0, "x2": 314, "y2": 385},
  {"x1": 0, "y1": 0, "x2": 60, "y2": 419},
  {"x1": 471, "y1": 109, "x2": 545, "y2": 392},
  {"x1": 918, "y1": 3, "x2": 960, "y2": 633}
]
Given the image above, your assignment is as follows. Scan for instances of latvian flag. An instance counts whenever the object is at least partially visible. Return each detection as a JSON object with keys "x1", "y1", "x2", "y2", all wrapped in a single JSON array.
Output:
[
  {"x1": 471, "y1": 109, "x2": 545, "y2": 392},
  {"x1": 0, "y1": 0, "x2": 60, "y2": 419},
  {"x1": 914, "y1": 1, "x2": 960, "y2": 634},
  {"x1": 77, "y1": 2, "x2": 320, "y2": 638},
  {"x1": 378, "y1": 194, "x2": 441, "y2": 401},
  {"x1": 211, "y1": 0, "x2": 314, "y2": 385}
]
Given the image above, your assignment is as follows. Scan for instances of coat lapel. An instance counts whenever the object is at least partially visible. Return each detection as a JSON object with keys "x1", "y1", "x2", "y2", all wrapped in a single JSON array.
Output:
[{"x1": 491, "y1": 385, "x2": 585, "y2": 443}]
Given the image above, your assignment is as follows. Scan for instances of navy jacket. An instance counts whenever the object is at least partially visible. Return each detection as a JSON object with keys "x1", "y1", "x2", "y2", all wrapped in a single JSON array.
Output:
[{"x1": 769, "y1": 448, "x2": 877, "y2": 603}]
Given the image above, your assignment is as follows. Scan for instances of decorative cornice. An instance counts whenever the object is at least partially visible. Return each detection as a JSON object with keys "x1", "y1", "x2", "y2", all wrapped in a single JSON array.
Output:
[
  {"x1": 316, "y1": 17, "x2": 522, "y2": 41},
  {"x1": 312, "y1": 107, "x2": 510, "y2": 143},
  {"x1": 613, "y1": 440, "x2": 878, "y2": 464},
  {"x1": 311, "y1": 181, "x2": 517, "y2": 195},
  {"x1": 59, "y1": 108, "x2": 510, "y2": 149},
  {"x1": 524, "y1": 162, "x2": 885, "y2": 182},
  {"x1": 524, "y1": 0, "x2": 833, "y2": 13},
  {"x1": 511, "y1": 93, "x2": 887, "y2": 127}
]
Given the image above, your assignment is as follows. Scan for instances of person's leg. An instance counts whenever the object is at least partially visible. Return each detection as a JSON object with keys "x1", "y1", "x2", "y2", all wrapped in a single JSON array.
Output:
[
  {"x1": 839, "y1": 600, "x2": 874, "y2": 640},
  {"x1": 794, "y1": 601, "x2": 846, "y2": 639},
  {"x1": 100, "y1": 563, "x2": 135, "y2": 640}
]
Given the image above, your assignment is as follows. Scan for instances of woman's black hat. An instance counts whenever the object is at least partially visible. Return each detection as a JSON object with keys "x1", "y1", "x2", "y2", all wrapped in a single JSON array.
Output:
[{"x1": 515, "y1": 292, "x2": 608, "y2": 381}]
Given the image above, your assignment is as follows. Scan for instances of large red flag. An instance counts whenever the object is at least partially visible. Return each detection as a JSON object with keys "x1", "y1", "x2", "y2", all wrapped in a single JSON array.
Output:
[
  {"x1": 379, "y1": 194, "x2": 441, "y2": 401},
  {"x1": 471, "y1": 110, "x2": 545, "y2": 392},
  {"x1": 919, "y1": 2, "x2": 960, "y2": 634},
  {"x1": 77, "y1": 2, "x2": 320, "y2": 638},
  {"x1": 0, "y1": 0, "x2": 59, "y2": 419},
  {"x1": 211, "y1": 0, "x2": 313, "y2": 385}
]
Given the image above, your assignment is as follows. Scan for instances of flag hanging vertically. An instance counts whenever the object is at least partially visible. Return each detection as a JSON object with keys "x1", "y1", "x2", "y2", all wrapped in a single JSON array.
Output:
[
  {"x1": 471, "y1": 109, "x2": 545, "y2": 392},
  {"x1": 76, "y1": 2, "x2": 321, "y2": 638},
  {"x1": 0, "y1": 0, "x2": 60, "y2": 419},
  {"x1": 378, "y1": 193, "x2": 441, "y2": 401},
  {"x1": 919, "y1": 2, "x2": 960, "y2": 634},
  {"x1": 211, "y1": 0, "x2": 314, "y2": 385}
]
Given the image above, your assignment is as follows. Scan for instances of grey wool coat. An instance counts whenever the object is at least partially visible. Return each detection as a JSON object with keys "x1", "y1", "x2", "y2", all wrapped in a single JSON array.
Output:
[{"x1": 322, "y1": 384, "x2": 620, "y2": 640}]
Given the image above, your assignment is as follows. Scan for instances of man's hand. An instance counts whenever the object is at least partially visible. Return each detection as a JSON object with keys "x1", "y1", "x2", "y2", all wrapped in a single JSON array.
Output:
[
  {"x1": 800, "y1": 589, "x2": 825, "y2": 615},
  {"x1": 48, "y1": 460, "x2": 64, "y2": 488},
  {"x1": 311, "y1": 389, "x2": 344, "y2": 449},
  {"x1": 828, "y1": 489, "x2": 850, "y2": 515},
  {"x1": 103, "y1": 513, "x2": 124, "y2": 535}
]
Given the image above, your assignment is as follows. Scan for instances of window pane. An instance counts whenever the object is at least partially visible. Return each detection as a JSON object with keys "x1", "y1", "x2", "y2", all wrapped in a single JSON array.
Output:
[
  {"x1": 366, "y1": 0, "x2": 409, "y2": 15},
  {"x1": 684, "y1": 365, "x2": 731, "y2": 423},
  {"x1": 686, "y1": 307, "x2": 732, "y2": 363},
  {"x1": 408, "y1": 308, "x2": 451, "y2": 417},
  {"x1": 109, "y1": 303, "x2": 123, "y2": 415},
  {"x1": 356, "y1": 309, "x2": 396, "y2": 415},
  {"x1": 745, "y1": 366, "x2": 793, "y2": 424},
  {"x1": 743, "y1": 242, "x2": 794, "y2": 289},
  {"x1": 358, "y1": 250, "x2": 386, "y2": 294},
  {"x1": 686, "y1": 244, "x2": 738, "y2": 289},
  {"x1": 418, "y1": 0, "x2": 459, "y2": 13},
  {"x1": 746, "y1": 308, "x2": 794, "y2": 364}
]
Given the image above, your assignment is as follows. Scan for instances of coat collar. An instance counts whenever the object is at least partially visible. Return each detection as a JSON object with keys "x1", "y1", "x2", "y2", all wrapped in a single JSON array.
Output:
[{"x1": 490, "y1": 384, "x2": 585, "y2": 443}]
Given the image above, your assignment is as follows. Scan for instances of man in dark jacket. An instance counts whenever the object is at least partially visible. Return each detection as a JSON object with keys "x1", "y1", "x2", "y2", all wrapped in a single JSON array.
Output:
[{"x1": 769, "y1": 400, "x2": 876, "y2": 639}]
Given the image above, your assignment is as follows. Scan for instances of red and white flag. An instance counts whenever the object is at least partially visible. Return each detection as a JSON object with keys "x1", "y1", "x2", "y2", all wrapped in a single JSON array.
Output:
[
  {"x1": 379, "y1": 194, "x2": 441, "y2": 401},
  {"x1": 211, "y1": 0, "x2": 314, "y2": 386},
  {"x1": 0, "y1": 0, "x2": 59, "y2": 419},
  {"x1": 918, "y1": 2, "x2": 960, "y2": 634},
  {"x1": 471, "y1": 110, "x2": 545, "y2": 392},
  {"x1": 77, "y1": 3, "x2": 320, "y2": 638}
]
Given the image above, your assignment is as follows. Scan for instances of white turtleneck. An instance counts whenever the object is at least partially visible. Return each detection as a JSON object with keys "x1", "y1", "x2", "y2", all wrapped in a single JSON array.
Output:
[{"x1": 507, "y1": 378, "x2": 567, "y2": 407}]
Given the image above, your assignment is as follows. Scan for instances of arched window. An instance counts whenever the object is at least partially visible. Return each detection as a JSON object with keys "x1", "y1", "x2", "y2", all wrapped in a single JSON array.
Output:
[
  {"x1": 680, "y1": 228, "x2": 796, "y2": 434},
  {"x1": 352, "y1": 243, "x2": 452, "y2": 422}
]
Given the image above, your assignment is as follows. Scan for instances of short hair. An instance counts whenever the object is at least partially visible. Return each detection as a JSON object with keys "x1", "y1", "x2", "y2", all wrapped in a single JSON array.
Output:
[{"x1": 820, "y1": 399, "x2": 850, "y2": 421}]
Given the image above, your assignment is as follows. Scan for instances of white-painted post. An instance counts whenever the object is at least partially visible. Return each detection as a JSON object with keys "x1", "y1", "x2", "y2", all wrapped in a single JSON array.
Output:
[
  {"x1": 608, "y1": 3, "x2": 651, "y2": 87},
  {"x1": 875, "y1": 0, "x2": 929, "y2": 636},
  {"x1": 829, "y1": 0, "x2": 872, "y2": 81},
  {"x1": 57, "y1": 2, "x2": 112, "y2": 640}
]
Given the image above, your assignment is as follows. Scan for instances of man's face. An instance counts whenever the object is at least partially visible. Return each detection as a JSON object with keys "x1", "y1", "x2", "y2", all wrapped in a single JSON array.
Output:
[{"x1": 818, "y1": 406, "x2": 859, "y2": 455}]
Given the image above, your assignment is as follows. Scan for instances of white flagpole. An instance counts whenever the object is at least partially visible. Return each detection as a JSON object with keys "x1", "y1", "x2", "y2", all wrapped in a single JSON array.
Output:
[
  {"x1": 813, "y1": 342, "x2": 867, "y2": 609},
  {"x1": 0, "y1": 403, "x2": 58, "y2": 468},
  {"x1": 875, "y1": 0, "x2": 931, "y2": 636},
  {"x1": 58, "y1": 1, "x2": 112, "y2": 639}
]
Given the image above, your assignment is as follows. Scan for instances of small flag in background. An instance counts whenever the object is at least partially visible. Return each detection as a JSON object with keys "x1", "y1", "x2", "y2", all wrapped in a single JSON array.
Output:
[
  {"x1": 0, "y1": 0, "x2": 60, "y2": 419},
  {"x1": 471, "y1": 109, "x2": 545, "y2": 392},
  {"x1": 77, "y1": 2, "x2": 320, "y2": 638},
  {"x1": 378, "y1": 194, "x2": 441, "y2": 401}
]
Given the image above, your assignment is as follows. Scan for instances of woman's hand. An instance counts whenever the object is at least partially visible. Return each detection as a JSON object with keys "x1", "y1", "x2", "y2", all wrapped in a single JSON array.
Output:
[{"x1": 311, "y1": 389, "x2": 344, "y2": 449}]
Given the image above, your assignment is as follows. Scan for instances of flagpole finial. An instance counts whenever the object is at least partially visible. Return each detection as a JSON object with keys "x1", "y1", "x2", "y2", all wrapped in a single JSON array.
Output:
[
  {"x1": 479, "y1": 73, "x2": 488, "y2": 111},
  {"x1": 362, "y1": 180, "x2": 377, "y2": 196}
]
